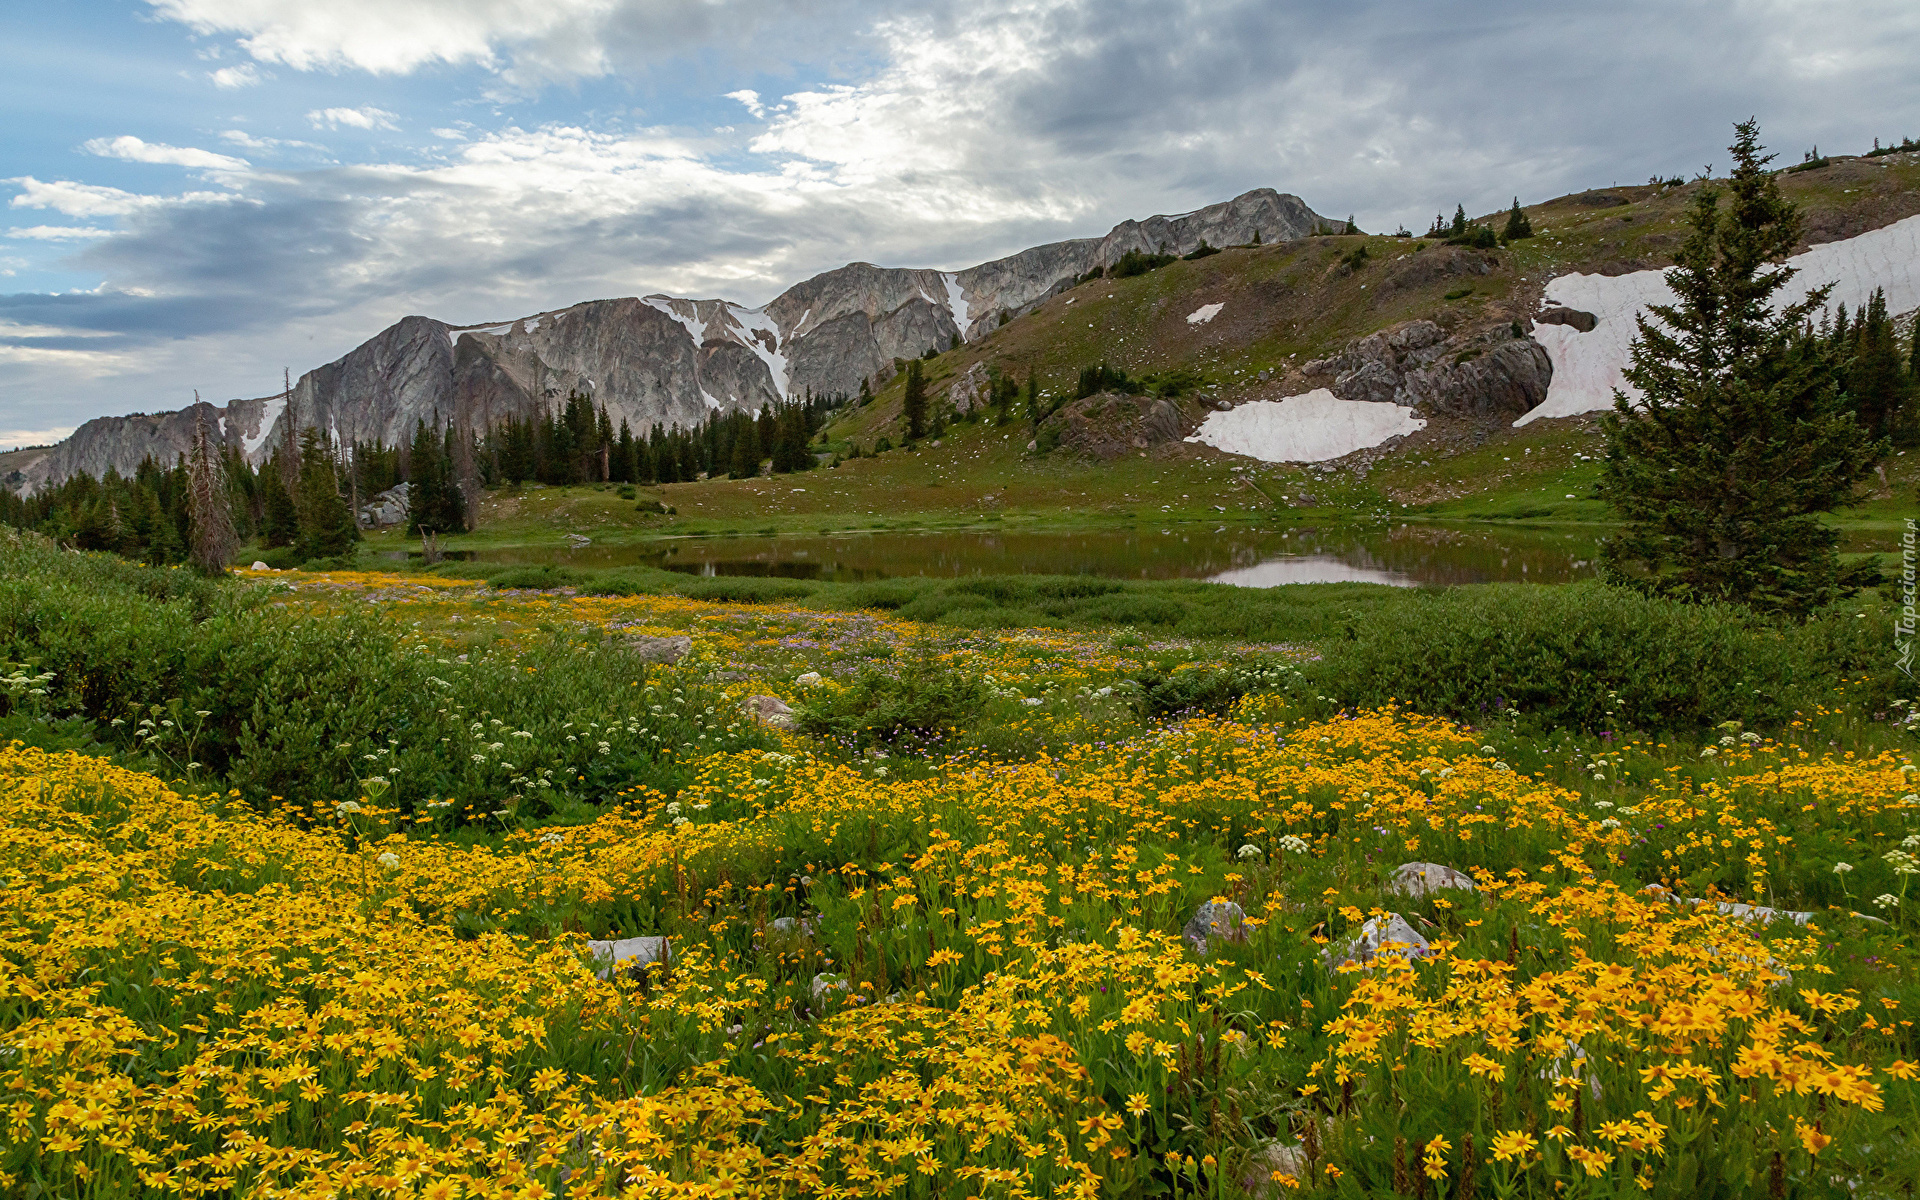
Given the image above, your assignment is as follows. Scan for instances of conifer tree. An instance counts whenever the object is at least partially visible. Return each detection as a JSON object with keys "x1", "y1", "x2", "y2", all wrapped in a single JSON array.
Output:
[
  {"x1": 1598, "y1": 120, "x2": 1884, "y2": 616},
  {"x1": 729, "y1": 418, "x2": 761, "y2": 479},
  {"x1": 1450, "y1": 205, "x2": 1468, "y2": 239},
  {"x1": 1343, "y1": 215, "x2": 1359, "y2": 235},
  {"x1": 1844, "y1": 288, "x2": 1907, "y2": 441},
  {"x1": 1502, "y1": 197, "x2": 1533, "y2": 241},
  {"x1": 901, "y1": 359, "x2": 929, "y2": 441},
  {"x1": 293, "y1": 428, "x2": 358, "y2": 561},
  {"x1": 259, "y1": 457, "x2": 299, "y2": 548}
]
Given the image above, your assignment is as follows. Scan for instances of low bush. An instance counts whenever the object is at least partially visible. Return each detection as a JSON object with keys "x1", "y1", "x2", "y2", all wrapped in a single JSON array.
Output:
[
  {"x1": 0, "y1": 538, "x2": 760, "y2": 818},
  {"x1": 1307, "y1": 582, "x2": 1886, "y2": 732},
  {"x1": 676, "y1": 576, "x2": 814, "y2": 604},
  {"x1": 792, "y1": 649, "x2": 990, "y2": 751}
]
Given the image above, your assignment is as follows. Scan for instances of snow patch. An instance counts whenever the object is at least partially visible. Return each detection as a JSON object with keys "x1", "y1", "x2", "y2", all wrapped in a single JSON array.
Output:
[
  {"x1": 242, "y1": 395, "x2": 285, "y2": 461},
  {"x1": 1185, "y1": 391, "x2": 1425, "y2": 462},
  {"x1": 1186, "y1": 303, "x2": 1224, "y2": 325},
  {"x1": 701, "y1": 388, "x2": 723, "y2": 411},
  {"x1": 1519, "y1": 213, "x2": 1920, "y2": 426},
  {"x1": 643, "y1": 296, "x2": 706, "y2": 346},
  {"x1": 942, "y1": 273, "x2": 971, "y2": 340}
]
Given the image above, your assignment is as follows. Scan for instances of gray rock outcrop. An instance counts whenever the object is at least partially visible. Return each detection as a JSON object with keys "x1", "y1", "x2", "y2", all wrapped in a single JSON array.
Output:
[
  {"x1": 359, "y1": 483, "x2": 410, "y2": 528},
  {"x1": 587, "y1": 935, "x2": 670, "y2": 980},
  {"x1": 1036, "y1": 392, "x2": 1193, "y2": 460},
  {"x1": 1301, "y1": 319, "x2": 1552, "y2": 420},
  {"x1": 743, "y1": 695, "x2": 796, "y2": 730},
  {"x1": 1330, "y1": 912, "x2": 1431, "y2": 966}
]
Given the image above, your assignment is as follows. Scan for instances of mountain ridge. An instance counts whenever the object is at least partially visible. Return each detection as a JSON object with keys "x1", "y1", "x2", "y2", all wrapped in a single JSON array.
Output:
[{"x1": 8, "y1": 188, "x2": 1330, "y2": 495}]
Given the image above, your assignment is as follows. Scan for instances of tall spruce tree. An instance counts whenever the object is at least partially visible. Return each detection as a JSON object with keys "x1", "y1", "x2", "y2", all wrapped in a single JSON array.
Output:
[
  {"x1": 293, "y1": 428, "x2": 359, "y2": 561},
  {"x1": 1502, "y1": 197, "x2": 1533, "y2": 241},
  {"x1": 1845, "y1": 288, "x2": 1907, "y2": 441},
  {"x1": 259, "y1": 457, "x2": 299, "y2": 547},
  {"x1": 901, "y1": 359, "x2": 929, "y2": 441},
  {"x1": 1449, "y1": 204, "x2": 1468, "y2": 240},
  {"x1": 1598, "y1": 120, "x2": 1885, "y2": 616}
]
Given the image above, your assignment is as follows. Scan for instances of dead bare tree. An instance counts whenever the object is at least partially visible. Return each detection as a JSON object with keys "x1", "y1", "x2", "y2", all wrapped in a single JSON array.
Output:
[{"x1": 186, "y1": 395, "x2": 239, "y2": 574}]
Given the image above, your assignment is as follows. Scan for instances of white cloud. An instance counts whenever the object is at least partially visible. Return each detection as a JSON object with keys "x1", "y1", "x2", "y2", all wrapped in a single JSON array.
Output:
[
  {"x1": 210, "y1": 63, "x2": 265, "y2": 87},
  {"x1": 83, "y1": 136, "x2": 251, "y2": 172},
  {"x1": 0, "y1": 426, "x2": 79, "y2": 447},
  {"x1": 725, "y1": 89, "x2": 765, "y2": 118},
  {"x1": 8, "y1": 177, "x2": 244, "y2": 217},
  {"x1": 6, "y1": 225, "x2": 117, "y2": 240},
  {"x1": 307, "y1": 106, "x2": 400, "y2": 131}
]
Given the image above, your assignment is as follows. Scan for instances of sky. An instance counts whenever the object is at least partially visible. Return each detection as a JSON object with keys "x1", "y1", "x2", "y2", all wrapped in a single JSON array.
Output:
[{"x1": 4, "y1": 0, "x2": 1920, "y2": 447}]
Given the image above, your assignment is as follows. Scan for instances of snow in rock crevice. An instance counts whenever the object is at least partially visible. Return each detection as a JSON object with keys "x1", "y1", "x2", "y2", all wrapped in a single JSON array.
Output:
[
  {"x1": 642, "y1": 296, "x2": 706, "y2": 347},
  {"x1": 1520, "y1": 213, "x2": 1920, "y2": 426},
  {"x1": 1186, "y1": 391, "x2": 1425, "y2": 462},
  {"x1": 726, "y1": 304, "x2": 790, "y2": 400},
  {"x1": 942, "y1": 273, "x2": 972, "y2": 340}
]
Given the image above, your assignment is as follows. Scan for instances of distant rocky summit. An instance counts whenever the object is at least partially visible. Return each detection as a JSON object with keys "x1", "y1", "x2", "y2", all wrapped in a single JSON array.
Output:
[{"x1": 15, "y1": 189, "x2": 1329, "y2": 495}]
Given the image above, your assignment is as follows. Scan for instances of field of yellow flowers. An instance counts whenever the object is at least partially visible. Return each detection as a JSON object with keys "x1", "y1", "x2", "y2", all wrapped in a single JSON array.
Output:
[{"x1": 3, "y1": 570, "x2": 1918, "y2": 1199}]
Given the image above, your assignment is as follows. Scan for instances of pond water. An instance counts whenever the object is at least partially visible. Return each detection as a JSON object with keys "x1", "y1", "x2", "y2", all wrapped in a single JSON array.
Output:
[{"x1": 462, "y1": 523, "x2": 1607, "y2": 588}]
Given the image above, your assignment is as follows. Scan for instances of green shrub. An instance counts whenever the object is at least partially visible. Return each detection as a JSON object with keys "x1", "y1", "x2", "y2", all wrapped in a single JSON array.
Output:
[
  {"x1": 1307, "y1": 582, "x2": 1852, "y2": 733},
  {"x1": 0, "y1": 538, "x2": 762, "y2": 817},
  {"x1": 675, "y1": 576, "x2": 815, "y2": 604},
  {"x1": 793, "y1": 651, "x2": 990, "y2": 751},
  {"x1": 616, "y1": 485, "x2": 637, "y2": 500},
  {"x1": 488, "y1": 565, "x2": 583, "y2": 590},
  {"x1": 1110, "y1": 249, "x2": 1176, "y2": 278}
]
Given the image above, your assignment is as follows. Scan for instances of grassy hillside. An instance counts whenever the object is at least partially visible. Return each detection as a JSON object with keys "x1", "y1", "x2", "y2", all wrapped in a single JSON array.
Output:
[{"x1": 354, "y1": 151, "x2": 1920, "y2": 563}]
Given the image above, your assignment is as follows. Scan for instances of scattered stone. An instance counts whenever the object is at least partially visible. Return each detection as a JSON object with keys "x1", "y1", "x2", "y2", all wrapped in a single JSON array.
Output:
[
  {"x1": 251, "y1": 561, "x2": 269, "y2": 571},
  {"x1": 743, "y1": 695, "x2": 796, "y2": 730},
  {"x1": 1333, "y1": 912, "x2": 1431, "y2": 966},
  {"x1": 794, "y1": 671, "x2": 823, "y2": 687},
  {"x1": 626, "y1": 634, "x2": 692, "y2": 664},
  {"x1": 1537, "y1": 305, "x2": 1599, "y2": 333},
  {"x1": 1238, "y1": 1142, "x2": 1310, "y2": 1196},
  {"x1": 586, "y1": 935, "x2": 670, "y2": 980},
  {"x1": 1182, "y1": 900, "x2": 1247, "y2": 953},
  {"x1": 811, "y1": 973, "x2": 848, "y2": 1004},
  {"x1": 1388, "y1": 861, "x2": 1477, "y2": 898}
]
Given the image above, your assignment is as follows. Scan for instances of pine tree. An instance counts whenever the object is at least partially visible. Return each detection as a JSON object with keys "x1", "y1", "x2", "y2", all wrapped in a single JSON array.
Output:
[
  {"x1": 259, "y1": 458, "x2": 299, "y2": 548},
  {"x1": 1502, "y1": 197, "x2": 1533, "y2": 241},
  {"x1": 1845, "y1": 288, "x2": 1906, "y2": 440},
  {"x1": 901, "y1": 359, "x2": 929, "y2": 441},
  {"x1": 185, "y1": 403, "x2": 238, "y2": 574},
  {"x1": 1598, "y1": 120, "x2": 1885, "y2": 616},
  {"x1": 1343, "y1": 214, "x2": 1359, "y2": 235},
  {"x1": 729, "y1": 417, "x2": 761, "y2": 479},
  {"x1": 1450, "y1": 205, "x2": 1468, "y2": 240},
  {"x1": 294, "y1": 428, "x2": 358, "y2": 561}
]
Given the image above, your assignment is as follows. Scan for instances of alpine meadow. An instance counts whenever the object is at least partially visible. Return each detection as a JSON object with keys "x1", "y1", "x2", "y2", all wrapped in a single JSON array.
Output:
[{"x1": 6, "y1": 6, "x2": 1920, "y2": 1199}]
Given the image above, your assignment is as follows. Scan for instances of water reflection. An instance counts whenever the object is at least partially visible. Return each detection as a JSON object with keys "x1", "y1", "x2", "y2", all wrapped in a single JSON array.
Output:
[{"x1": 465, "y1": 523, "x2": 1608, "y2": 587}]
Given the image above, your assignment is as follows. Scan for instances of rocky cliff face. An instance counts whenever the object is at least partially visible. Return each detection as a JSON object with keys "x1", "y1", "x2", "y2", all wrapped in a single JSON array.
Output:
[{"x1": 17, "y1": 189, "x2": 1329, "y2": 493}]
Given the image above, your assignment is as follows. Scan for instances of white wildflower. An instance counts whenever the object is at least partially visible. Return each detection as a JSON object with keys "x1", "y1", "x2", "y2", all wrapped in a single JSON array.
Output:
[
  {"x1": 1236, "y1": 844, "x2": 1263, "y2": 861},
  {"x1": 1873, "y1": 893, "x2": 1899, "y2": 910}
]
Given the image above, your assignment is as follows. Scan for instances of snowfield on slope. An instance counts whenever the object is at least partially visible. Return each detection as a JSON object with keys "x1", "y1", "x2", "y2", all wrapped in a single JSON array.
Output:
[
  {"x1": 1520, "y1": 213, "x2": 1920, "y2": 425},
  {"x1": 1185, "y1": 390, "x2": 1425, "y2": 462}
]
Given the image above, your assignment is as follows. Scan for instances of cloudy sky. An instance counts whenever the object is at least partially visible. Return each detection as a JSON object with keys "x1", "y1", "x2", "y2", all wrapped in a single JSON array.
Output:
[{"x1": 4, "y1": 0, "x2": 1919, "y2": 446}]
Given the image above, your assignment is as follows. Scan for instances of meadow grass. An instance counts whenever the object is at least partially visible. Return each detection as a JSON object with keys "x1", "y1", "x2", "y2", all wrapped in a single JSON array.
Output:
[{"x1": 2, "y1": 549, "x2": 1917, "y2": 1198}]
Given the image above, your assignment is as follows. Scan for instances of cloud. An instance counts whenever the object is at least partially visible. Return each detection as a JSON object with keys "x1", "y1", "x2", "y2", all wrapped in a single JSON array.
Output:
[
  {"x1": 307, "y1": 107, "x2": 400, "y2": 131},
  {"x1": 0, "y1": 425, "x2": 79, "y2": 448},
  {"x1": 9, "y1": 0, "x2": 1920, "y2": 439},
  {"x1": 83, "y1": 136, "x2": 251, "y2": 172},
  {"x1": 6, "y1": 226, "x2": 117, "y2": 240},
  {"x1": 209, "y1": 63, "x2": 266, "y2": 87},
  {"x1": 8, "y1": 177, "x2": 243, "y2": 218}
]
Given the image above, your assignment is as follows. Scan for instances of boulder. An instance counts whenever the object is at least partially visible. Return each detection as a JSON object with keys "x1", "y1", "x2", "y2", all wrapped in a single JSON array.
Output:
[
  {"x1": 1302, "y1": 317, "x2": 1551, "y2": 420},
  {"x1": 1332, "y1": 912, "x2": 1431, "y2": 966},
  {"x1": 811, "y1": 973, "x2": 849, "y2": 1004},
  {"x1": 743, "y1": 695, "x2": 796, "y2": 730},
  {"x1": 1537, "y1": 306, "x2": 1599, "y2": 333},
  {"x1": 1035, "y1": 392, "x2": 1194, "y2": 461},
  {"x1": 1388, "y1": 862, "x2": 1477, "y2": 898},
  {"x1": 626, "y1": 634, "x2": 692, "y2": 664},
  {"x1": 1238, "y1": 1142, "x2": 1311, "y2": 1196},
  {"x1": 1182, "y1": 900, "x2": 1247, "y2": 953},
  {"x1": 586, "y1": 935, "x2": 670, "y2": 980},
  {"x1": 250, "y1": 561, "x2": 269, "y2": 571},
  {"x1": 794, "y1": 671, "x2": 823, "y2": 687},
  {"x1": 358, "y1": 482, "x2": 411, "y2": 529},
  {"x1": 947, "y1": 362, "x2": 991, "y2": 415}
]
